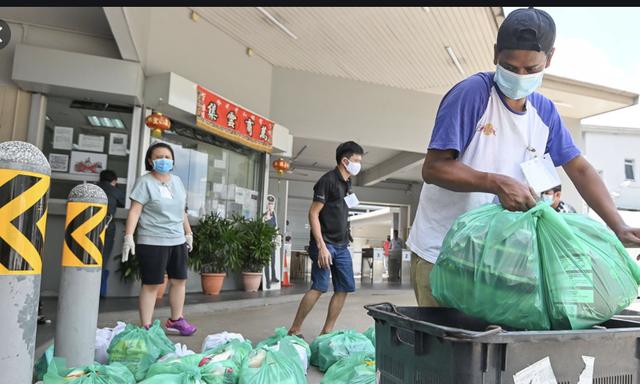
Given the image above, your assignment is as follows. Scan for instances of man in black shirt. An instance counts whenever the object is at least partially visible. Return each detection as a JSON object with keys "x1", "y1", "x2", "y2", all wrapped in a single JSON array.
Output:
[{"x1": 288, "y1": 141, "x2": 364, "y2": 337}]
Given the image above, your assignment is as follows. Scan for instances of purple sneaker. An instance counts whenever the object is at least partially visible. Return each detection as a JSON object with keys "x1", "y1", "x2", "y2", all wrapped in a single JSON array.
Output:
[{"x1": 165, "y1": 317, "x2": 197, "y2": 336}]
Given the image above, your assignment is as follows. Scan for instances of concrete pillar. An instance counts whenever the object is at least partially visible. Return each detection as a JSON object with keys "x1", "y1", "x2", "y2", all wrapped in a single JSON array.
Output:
[
  {"x1": 0, "y1": 141, "x2": 51, "y2": 383},
  {"x1": 54, "y1": 183, "x2": 108, "y2": 367}
]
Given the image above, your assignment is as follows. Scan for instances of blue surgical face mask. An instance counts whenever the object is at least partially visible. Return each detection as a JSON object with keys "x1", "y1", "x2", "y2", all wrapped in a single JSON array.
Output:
[
  {"x1": 152, "y1": 158, "x2": 173, "y2": 174},
  {"x1": 541, "y1": 194, "x2": 554, "y2": 204},
  {"x1": 495, "y1": 64, "x2": 545, "y2": 100}
]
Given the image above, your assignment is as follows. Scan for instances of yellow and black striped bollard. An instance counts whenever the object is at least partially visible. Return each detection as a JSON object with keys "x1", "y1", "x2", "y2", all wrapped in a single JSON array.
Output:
[
  {"x1": 54, "y1": 183, "x2": 107, "y2": 367},
  {"x1": 0, "y1": 141, "x2": 50, "y2": 383}
]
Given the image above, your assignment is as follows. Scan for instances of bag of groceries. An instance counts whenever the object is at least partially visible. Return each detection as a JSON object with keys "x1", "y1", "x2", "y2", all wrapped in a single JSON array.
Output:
[
  {"x1": 320, "y1": 352, "x2": 376, "y2": 384},
  {"x1": 107, "y1": 320, "x2": 175, "y2": 380},
  {"x1": 431, "y1": 202, "x2": 640, "y2": 330},
  {"x1": 310, "y1": 329, "x2": 375, "y2": 372},
  {"x1": 141, "y1": 353, "x2": 238, "y2": 384},
  {"x1": 239, "y1": 342, "x2": 306, "y2": 384},
  {"x1": 43, "y1": 357, "x2": 135, "y2": 384},
  {"x1": 256, "y1": 327, "x2": 311, "y2": 371}
]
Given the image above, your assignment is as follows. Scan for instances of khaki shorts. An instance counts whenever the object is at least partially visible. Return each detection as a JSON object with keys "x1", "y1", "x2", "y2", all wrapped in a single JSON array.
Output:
[{"x1": 409, "y1": 252, "x2": 440, "y2": 307}]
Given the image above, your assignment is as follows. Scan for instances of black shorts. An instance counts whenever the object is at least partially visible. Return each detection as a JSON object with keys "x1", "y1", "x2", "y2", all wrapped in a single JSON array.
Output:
[{"x1": 137, "y1": 243, "x2": 188, "y2": 285}]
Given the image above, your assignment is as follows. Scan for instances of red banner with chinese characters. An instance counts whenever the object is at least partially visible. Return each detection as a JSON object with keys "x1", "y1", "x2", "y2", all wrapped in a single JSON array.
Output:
[{"x1": 196, "y1": 85, "x2": 274, "y2": 153}]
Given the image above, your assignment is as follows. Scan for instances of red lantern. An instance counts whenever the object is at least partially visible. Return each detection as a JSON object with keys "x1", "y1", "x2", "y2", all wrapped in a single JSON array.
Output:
[
  {"x1": 146, "y1": 112, "x2": 171, "y2": 138},
  {"x1": 272, "y1": 158, "x2": 290, "y2": 176}
]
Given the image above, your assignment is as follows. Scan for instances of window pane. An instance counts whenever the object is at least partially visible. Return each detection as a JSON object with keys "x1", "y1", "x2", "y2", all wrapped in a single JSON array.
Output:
[{"x1": 155, "y1": 127, "x2": 261, "y2": 220}]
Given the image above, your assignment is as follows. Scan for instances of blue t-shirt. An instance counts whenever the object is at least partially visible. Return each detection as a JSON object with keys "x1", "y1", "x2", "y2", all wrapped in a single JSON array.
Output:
[{"x1": 129, "y1": 173, "x2": 187, "y2": 246}]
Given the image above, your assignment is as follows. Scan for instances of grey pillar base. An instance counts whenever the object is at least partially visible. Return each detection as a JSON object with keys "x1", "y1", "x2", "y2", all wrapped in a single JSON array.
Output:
[
  {"x1": 55, "y1": 267, "x2": 101, "y2": 367},
  {"x1": 0, "y1": 275, "x2": 40, "y2": 383}
]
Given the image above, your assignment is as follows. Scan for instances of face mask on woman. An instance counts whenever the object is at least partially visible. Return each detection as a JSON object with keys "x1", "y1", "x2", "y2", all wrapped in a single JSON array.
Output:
[{"x1": 152, "y1": 158, "x2": 173, "y2": 174}]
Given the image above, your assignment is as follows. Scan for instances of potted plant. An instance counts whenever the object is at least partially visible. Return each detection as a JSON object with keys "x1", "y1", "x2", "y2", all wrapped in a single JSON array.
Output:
[
  {"x1": 236, "y1": 215, "x2": 279, "y2": 292},
  {"x1": 189, "y1": 213, "x2": 241, "y2": 295}
]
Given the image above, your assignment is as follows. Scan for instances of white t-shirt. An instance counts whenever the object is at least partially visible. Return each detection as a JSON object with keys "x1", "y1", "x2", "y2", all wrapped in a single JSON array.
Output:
[{"x1": 407, "y1": 72, "x2": 581, "y2": 264}]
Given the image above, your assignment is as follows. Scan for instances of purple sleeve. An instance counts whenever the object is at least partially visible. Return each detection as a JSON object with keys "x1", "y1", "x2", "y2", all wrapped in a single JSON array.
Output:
[
  {"x1": 428, "y1": 73, "x2": 493, "y2": 156},
  {"x1": 529, "y1": 93, "x2": 581, "y2": 166}
]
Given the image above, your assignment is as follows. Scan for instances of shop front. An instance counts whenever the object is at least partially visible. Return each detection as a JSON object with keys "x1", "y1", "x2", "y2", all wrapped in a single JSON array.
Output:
[{"x1": 11, "y1": 44, "x2": 292, "y2": 297}]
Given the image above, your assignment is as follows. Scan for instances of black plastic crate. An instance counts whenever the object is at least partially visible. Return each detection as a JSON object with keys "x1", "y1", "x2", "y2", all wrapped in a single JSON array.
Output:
[{"x1": 365, "y1": 303, "x2": 640, "y2": 384}]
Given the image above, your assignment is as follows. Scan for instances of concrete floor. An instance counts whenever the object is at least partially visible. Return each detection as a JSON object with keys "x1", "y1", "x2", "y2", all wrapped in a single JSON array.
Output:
[{"x1": 36, "y1": 286, "x2": 416, "y2": 383}]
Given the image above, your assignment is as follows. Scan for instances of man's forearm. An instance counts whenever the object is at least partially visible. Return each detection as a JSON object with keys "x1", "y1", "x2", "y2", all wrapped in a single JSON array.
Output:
[
  {"x1": 564, "y1": 156, "x2": 625, "y2": 232},
  {"x1": 424, "y1": 158, "x2": 500, "y2": 194},
  {"x1": 309, "y1": 213, "x2": 326, "y2": 249}
]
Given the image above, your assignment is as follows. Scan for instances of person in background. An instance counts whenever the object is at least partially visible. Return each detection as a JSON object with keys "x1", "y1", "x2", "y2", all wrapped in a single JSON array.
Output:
[
  {"x1": 382, "y1": 235, "x2": 391, "y2": 277},
  {"x1": 541, "y1": 185, "x2": 576, "y2": 213},
  {"x1": 96, "y1": 170, "x2": 126, "y2": 293},
  {"x1": 263, "y1": 194, "x2": 280, "y2": 288},
  {"x1": 391, "y1": 229, "x2": 404, "y2": 252},
  {"x1": 122, "y1": 142, "x2": 197, "y2": 336},
  {"x1": 288, "y1": 141, "x2": 364, "y2": 338}
]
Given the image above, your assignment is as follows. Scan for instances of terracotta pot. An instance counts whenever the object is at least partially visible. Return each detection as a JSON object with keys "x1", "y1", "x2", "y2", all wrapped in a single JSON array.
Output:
[
  {"x1": 201, "y1": 273, "x2": 226, "y2": 295},
  {"x1": 242, "y1": 272, "x2": 263, "y2": 292},
  {"x1": 156, "y1": 274, "x2": 169, "y2": 299}
]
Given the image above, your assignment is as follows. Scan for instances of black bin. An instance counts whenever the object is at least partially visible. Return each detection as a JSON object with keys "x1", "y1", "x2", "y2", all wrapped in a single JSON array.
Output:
[{"x1": 365, "y1": 302, "x2": 640, "y2": 384}]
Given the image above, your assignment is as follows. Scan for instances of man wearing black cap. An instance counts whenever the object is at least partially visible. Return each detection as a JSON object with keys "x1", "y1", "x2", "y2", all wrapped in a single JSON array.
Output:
[{"x1": 407, "y1": 7, "x2": 640, "y2": 307}]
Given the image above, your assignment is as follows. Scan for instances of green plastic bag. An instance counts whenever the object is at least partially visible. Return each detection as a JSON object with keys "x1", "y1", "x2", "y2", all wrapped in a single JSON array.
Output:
[
  {"x1": 431, "y1": 202, "x2": 640, "y2": 330},
  {"x1": 320, "y1": 352, "x2": 376, "y2": 384},
  {"x1": 362, "y1": 326, "x2": 375, "y2": 346},
  {"x1": 239, "y1": 342, "x2": 306, "y2": 384},
  {"x1": 43, "y1": 357, "x2": 135, "y2": 384},
  {"x1": 538, "y1": 208, "x2": 640, "y2": 329},
  {"x1": 107, "y1": 320, "x2": 175, "y2": 380},
  {"x1": 142, "y1": 353, "x2": 238, "y2": 384},
  {"x1": 255, "y1": 327, "x2": 311, "y2": 370},
  {"x1": 34, "y1": 343, "x2": 54, "y2": 381},
  {"x1": 203, "y1": 338, "x2": 253, "y2": 368},
  {"x1": 310, "y1": 330, "x2": 375, "y2": 372}
]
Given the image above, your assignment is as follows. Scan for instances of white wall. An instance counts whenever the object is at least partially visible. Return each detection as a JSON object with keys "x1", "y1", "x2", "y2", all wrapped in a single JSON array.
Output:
[
  {"x1": 558, "y1": 117, "x2": 586, "y2": 212},
  {"x1": 0, "y1": 19, "x2": 119, "y2": 87},
  {"x1": 270, "y1": 67, "x2": 441, "y2": 154},
  {"x1": 142, "y1": 7, "x2": 273, "y2": 118},
  {"x1": 584, "y1": 130, "x2": 640, "y2": 195}
]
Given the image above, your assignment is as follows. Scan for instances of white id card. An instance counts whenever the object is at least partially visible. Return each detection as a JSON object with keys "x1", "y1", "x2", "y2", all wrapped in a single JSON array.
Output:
[
  {"x1": 159, "y1": 184, "x2": 173, "y2": 199},
  {"x1": 520, "y1": 153, "x2": 561, "y2": 194},
  {"x1": 344, "y1": 193, "x2": 360, "y2": 208}
]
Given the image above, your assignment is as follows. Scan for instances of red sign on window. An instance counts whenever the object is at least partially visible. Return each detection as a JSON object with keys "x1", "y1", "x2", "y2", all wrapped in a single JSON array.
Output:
[{"x1": 196, "y1": 85, "x2": 274, "y2": 153}]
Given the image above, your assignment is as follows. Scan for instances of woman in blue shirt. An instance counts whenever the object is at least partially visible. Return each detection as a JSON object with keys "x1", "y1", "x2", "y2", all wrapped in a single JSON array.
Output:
[{"x1": 122, "y1": 142, "x2": 197, "y2": 336}]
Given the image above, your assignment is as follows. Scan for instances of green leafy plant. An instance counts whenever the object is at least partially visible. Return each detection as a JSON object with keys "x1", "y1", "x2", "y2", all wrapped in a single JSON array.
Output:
[
  {"x1": 190, "y1": 213, "x2": 242, "y2": 273},
  {"x1": 236, "y1": 216, "x2": 279, "y2": 273},
  {"x1": 115, "y1": 253, "x2": 141, "y2": 283}
]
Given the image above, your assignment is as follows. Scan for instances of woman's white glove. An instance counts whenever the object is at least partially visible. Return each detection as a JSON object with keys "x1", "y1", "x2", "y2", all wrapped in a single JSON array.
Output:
[
  {"x1": 186, "y1": 233, "x2": 193, "y2": 252},
  {"x1": 122, "y1": 234, "x2": 135, "y2": 262}
]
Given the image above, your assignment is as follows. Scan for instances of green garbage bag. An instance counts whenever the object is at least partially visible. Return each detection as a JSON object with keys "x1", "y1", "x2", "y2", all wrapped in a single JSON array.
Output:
[
  {"x1": 43, "y1": 357, "x2": 135, "y2": 384},
  {"x1": 239, "y1": 342, "x2": 306, "y2": 384},
  {"x1": 320, "y1": 352, "x2": 376, "y2": 384},
  {"x1": 256, "y1": 327, "x2": 311, "y2": 371},
  {"x1": 34, "y1": 343, "x2": 54, "y2": 381},
  {"x1": 203, "y1": 338, "x2": 253, "y2": 368},
  {"x1": 431, "y1": 202, "x2": 640, "y2": 330},
  {"x1": 310, "y1": 330, "x2": 375, "y2": 372},
  {"x1": 142, "y1": 353, "x2": 238, "y2": 384},
  {"x1": 107, "y1": 320, "x2": 175, "y2": 380},
  {"x1": 362, "y1": 326, "x2": 375, "y2": 346}
]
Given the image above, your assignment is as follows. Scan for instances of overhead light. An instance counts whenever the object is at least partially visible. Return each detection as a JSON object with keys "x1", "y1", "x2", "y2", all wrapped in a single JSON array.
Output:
[
  {"x1": 45, "y1": 115, "x2": 51, "y2": 121},
  {"x1": 422, "y1": 7, "x2": 431, "y2": 13},
  {"x1": 100, "y1": 117, "x2": 114, "y2": 127},
  {"x1": 87, "y1": 116, "x2": 101, "y2": 126},
  {"x1": 256, "y1": 7, "x2": 298, "y2": 40},
  {"x1": 445, "y1": 46, "x2": 465, "y2": 76},
  {"x1": 112, "y1": 118, "x2": 126, "y2": 129}
]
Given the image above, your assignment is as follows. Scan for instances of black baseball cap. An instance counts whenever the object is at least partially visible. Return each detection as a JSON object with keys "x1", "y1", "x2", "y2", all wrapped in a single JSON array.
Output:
[{"x1": 497, "y1": 7, "x2": 556, "y2": 54}]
